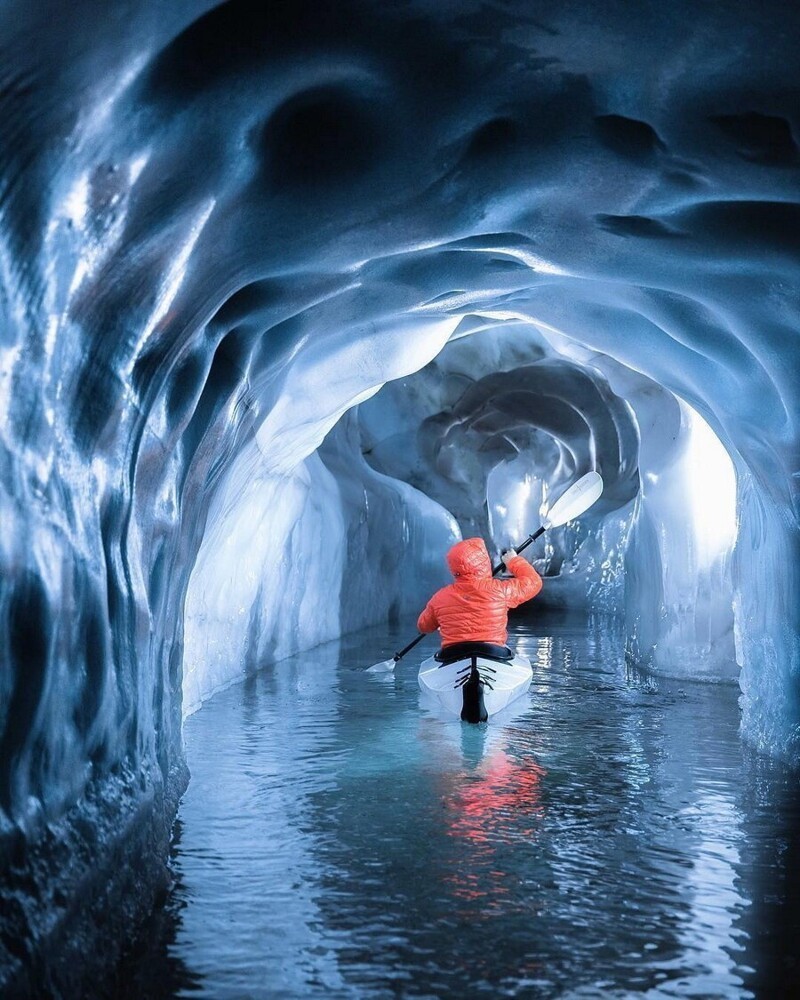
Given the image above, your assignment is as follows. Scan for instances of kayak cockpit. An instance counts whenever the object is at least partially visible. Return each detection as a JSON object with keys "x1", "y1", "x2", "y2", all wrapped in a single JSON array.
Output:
[{"x1": 434, "y1": 640, "x2": 513, "y2": 665}]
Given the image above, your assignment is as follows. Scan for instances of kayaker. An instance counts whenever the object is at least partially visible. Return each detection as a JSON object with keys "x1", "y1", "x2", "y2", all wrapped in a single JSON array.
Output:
[{"x1": 417, "y1": 537, "x2": 542, "y2": 650}]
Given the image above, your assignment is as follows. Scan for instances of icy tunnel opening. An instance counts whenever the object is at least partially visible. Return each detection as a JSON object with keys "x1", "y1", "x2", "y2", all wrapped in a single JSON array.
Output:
[
  {"x1": 182, "y1": 318, "x2": 742, "y2": 718},
  {"x1": 678, "y1": 405, "x2": 738, "y2": 571}
]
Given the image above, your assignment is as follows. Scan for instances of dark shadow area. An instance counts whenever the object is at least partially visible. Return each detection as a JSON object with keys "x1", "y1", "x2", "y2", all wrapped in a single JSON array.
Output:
[
  {"x1": 101, "y1": 820, "x2": 203, "y2": 1000},
  {"x1": 736, "y1": 759, "x2": 800, "y2": 994},
  {"x1": 709, "y1": 112, "x2": 798, "y2": 166}
]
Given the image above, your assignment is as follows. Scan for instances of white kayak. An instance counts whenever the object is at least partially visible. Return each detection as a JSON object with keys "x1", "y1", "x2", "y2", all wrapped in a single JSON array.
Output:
[{"x1": 418, "y1": 644, "x2": 533, "y2": 722}]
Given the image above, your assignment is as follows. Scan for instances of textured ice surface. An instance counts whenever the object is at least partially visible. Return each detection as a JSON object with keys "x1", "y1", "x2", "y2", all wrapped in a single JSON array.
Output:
[
  {"x1": 183, "y1": 417, "x2": 458, "y2": 711},
  {"x1": 358, "y1": 325, "x2": 642, "y2": 615},
  {"x1": 1, "y1": 0, "x2": 799, "y2": 987}
]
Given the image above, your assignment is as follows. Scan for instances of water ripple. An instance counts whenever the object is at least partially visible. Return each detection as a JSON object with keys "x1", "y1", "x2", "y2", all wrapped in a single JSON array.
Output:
[{"x1": 120, "y1": 611, "x2": 800, "y2": 998}]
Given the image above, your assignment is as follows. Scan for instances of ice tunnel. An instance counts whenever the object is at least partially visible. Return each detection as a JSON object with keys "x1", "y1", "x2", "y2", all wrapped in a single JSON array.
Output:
[{"x1": 1, "y1": 0, "x2": 799, "y2": 992}]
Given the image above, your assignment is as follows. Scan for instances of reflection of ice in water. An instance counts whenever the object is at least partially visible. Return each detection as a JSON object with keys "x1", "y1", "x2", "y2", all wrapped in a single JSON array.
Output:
[
  {"x1": 175, "y1": 637, "x2": 351, "y2": 997},
  {"x1": 667, "y1": 788, "x2": 746, "y2": 996},
  {"x1": 162, "y1": 614, "x2": 790, "y2": 999}
]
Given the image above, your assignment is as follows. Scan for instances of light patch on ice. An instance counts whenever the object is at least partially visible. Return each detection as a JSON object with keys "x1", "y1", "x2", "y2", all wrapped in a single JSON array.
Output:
[
  {"x1": 91, "y1": 455, "x2": 109, "y2": 496},
  {"x1": 457, "y1": 244, "x2": 569, "y2": 276},
  {"x1": 76, "y1": 52, "x2": 150, "y2": 142},
  {"x1": 62, "y1": 174, "x2": 90, "y2": 230},
  {"x1": 0, "y1": 233, "x2": 30, "y2": 426},
  {"x1": 126, "y1": 198, "x2": 216, "y2": 374},
  {"x1": 681, "y1": 403, "x2": 738, "y2": 567},
  {"x1": 413, "y1": 289, "x2": 525, "y2": 314},
  {"x1": 0, "y1": 343, "x2": 20, "y2": 427},
  {"x1": 63, "y1": 152, "x2": 152, "y2": 300},
  {"x1": 128, "y1": 153, "x2": 149, "y2": 186}
]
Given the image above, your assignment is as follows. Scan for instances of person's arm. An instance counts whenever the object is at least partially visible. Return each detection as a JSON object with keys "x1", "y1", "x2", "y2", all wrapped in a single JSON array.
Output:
[
  {"x1": 417, "y1": 598, "x2": 439, "y2": 634},
  {"x1": 499, "y1": 549, "x2": 542, "y2": 607}
]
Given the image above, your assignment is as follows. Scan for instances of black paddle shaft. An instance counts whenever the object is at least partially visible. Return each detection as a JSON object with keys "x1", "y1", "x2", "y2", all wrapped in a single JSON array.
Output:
[{"x1": 392, "y1": 525, "x2": 546, "y2": 662}]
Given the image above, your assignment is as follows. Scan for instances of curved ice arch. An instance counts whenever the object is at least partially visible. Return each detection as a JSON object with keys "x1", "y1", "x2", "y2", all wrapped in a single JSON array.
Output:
[{"x1": 1, "y1": 1, "x2": 800, "y2": 982}]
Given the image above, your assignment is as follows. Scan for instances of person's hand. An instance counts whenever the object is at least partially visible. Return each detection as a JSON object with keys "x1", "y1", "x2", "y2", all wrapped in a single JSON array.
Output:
[{"x1": 501, "y1": 548, "x2": 517, "y2": 570}]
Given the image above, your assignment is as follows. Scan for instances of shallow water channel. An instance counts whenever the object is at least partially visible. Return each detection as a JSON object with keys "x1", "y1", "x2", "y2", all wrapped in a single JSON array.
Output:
[{"x1": 118, "y1": 611, "x2": 800, "y2": 998}]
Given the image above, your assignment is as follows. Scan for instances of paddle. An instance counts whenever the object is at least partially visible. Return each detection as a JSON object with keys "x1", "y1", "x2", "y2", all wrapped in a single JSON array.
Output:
[{"x1": 367, "y1": 470, "x2": 604, "y2": 672}]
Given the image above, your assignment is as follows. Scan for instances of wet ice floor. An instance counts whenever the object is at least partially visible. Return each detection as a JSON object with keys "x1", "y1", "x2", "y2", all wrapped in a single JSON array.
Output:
[{"x1": 117, "y1": 611, "x2": 800, "y2": 998}]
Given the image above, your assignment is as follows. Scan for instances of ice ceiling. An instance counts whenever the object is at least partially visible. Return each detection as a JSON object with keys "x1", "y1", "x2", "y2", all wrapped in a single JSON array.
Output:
[{"x1": 1, "y1": 0, "x2": 799, "y2": 981}]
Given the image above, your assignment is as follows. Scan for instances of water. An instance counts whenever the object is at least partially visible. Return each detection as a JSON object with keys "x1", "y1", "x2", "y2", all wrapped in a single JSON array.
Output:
[{"x1": 114, "y1": 611, "x2": 800, "y2": 998}]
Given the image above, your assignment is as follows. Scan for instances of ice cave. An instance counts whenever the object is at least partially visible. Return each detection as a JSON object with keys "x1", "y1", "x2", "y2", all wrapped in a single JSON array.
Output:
[{"x1": 1, "y1": 0, "x2": 799, "y2": 996}]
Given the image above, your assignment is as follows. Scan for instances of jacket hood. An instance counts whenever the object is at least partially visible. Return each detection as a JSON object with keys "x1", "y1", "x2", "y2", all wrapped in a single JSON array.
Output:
[{"x1": 446, "y1": 538, "x2": 492, "y2": 579}]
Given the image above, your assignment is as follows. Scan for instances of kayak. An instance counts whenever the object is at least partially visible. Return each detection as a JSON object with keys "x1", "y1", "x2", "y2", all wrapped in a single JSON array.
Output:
[{"x1": 418, "y1": 641, "x2": 533, "y2": 722}]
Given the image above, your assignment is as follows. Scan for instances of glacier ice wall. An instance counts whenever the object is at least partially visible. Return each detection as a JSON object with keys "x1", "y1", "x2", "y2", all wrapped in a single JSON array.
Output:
[
  {"x1": 1, "y1": 0, "x2": 799, "y2": 988},
  {"x1": 183, "y1": 419, "x2": 458, "y2": 712}
]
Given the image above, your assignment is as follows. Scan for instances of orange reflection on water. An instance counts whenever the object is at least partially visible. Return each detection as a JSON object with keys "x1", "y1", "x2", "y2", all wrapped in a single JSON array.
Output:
[
  {"x1": 440, "y1": 745, "x2": 547, "y2": 907},
  {"x1": 446, "y1": 747, "x2": 546, "y2": 846}
]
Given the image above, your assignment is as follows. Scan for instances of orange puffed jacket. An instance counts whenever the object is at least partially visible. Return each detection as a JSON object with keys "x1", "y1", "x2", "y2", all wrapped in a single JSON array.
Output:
[{"x1": 417, "y1": 537, "x2": 542, "y2": 647}]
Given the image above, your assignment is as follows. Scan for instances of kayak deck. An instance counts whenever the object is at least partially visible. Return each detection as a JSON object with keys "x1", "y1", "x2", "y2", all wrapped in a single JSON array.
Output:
[{"x1": 418, "y1": 650, "x2": 533, "y2": 720}]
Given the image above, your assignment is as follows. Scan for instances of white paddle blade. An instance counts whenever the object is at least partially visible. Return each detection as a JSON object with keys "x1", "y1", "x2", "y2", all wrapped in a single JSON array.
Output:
[
  {"x1": 367, "y1": 658, "x2": 397, "y2": 673},
  {"x1": 543, "y1": 471, "x2": 604, "y2": 528}
]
